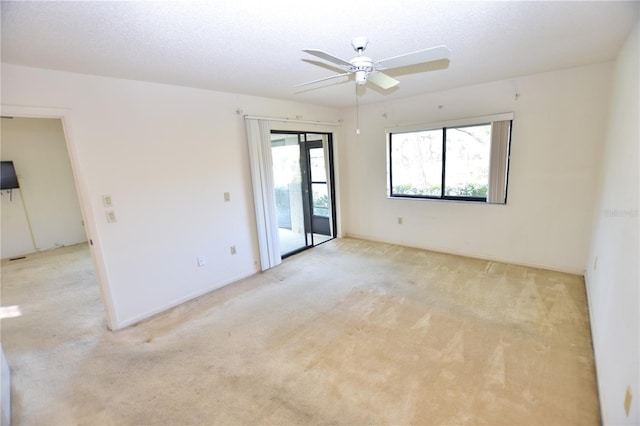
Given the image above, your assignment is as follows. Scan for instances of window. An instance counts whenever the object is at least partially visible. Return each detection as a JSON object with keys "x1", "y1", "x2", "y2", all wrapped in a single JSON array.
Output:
[{"x1": 388, "y1": 114, "x2": 512, "y2": 204}]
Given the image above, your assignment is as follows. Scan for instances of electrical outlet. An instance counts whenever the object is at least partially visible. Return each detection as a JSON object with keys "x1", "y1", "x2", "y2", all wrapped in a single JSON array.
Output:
[
  {"x1": 398, "y1": 217, "x2": 403, "y2": 225},
  {"x1": 197, "y1": 256, "x2": 206, "y2": 267},
  {"x1": 230, "y1": 245, "x2": 237, "y2": 255},
  {"x1": 624, "y1": 386, "x2": 632, "y2": 416},
  {"x1": 102, "y1": 194, "x2": 113, "y2": 207},
  {"x1": 224, "y1": 192, "x2": 231, "y2": 202}
]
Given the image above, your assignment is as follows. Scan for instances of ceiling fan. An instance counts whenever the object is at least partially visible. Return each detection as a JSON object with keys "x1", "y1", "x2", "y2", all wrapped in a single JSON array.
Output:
[{"x1": 297, "y1": 37, "x2": 451, "y2": 89}]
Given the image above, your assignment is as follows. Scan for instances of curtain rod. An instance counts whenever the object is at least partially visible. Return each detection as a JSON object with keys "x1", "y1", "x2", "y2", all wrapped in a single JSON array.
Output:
[{"x1": 244, "y1": 115, "x2": 341, "y2": 127}]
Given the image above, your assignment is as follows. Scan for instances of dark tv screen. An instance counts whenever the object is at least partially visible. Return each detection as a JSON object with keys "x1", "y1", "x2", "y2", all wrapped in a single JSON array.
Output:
[{"x1": 1, "y1": 161, "x2": 19, "y2": 190}]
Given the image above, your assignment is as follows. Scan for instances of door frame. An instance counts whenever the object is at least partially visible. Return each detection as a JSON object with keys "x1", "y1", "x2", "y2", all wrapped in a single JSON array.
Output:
[{"x1": 302, "y1": 138, "x2": 334, "y2": 240}]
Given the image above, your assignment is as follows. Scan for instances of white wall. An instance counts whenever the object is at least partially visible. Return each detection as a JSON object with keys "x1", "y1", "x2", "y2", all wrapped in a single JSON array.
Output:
[
  {"x1": 338, "y1": 62, "x2": 612, "y2": 274},
  {"x1": 0, "y1": 188, "x2": 33, "y2": 259},
  {"x1": 1, "y1": 64, "x2": 341, "y2": 329},
  {"x1": 1, "y1": 117, "x2": 87, "y2": 259},
  {"x1": 586, "y1": 22, "x2": 639, "y2": 425},
  {"x1": 0, "y1": 345, "x2": 9, "y2": 426}
]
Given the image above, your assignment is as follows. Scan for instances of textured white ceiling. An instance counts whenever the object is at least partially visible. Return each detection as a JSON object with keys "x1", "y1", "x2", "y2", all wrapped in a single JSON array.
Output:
[{"x1": 1, "y1": 1, "x2": 638, "y2": 108}]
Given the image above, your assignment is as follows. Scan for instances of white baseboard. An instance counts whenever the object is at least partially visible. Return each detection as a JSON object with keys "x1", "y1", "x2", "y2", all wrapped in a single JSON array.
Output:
[
  {"x1": 113, "y1": 267, "x2": 260, "y2": 330},
  {"x1": 343, "y1": 233, "x2": 585, "y2": 276},
  {"x1": 583, "y1": 271, "x2": 606, "y2": 423}
]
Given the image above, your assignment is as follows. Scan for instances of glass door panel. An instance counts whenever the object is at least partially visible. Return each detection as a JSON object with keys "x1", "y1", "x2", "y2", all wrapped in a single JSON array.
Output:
[
  {"x1": 307, "y1": 144, "x2": 331, "y2": 238},
  {"x1": 311, "y1": 183, "x2": 329, "y2": 217},
  {"x1": 309, "y1": 147, "x2": 326, "y2": 182},
  {"x1": 271, "y1": 134, "x2": 307, "y2": 256}
]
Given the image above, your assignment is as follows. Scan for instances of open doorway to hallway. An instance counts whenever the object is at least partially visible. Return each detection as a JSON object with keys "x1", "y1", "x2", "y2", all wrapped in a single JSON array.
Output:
[
  {"x1": 270, "y1": 131, "x2": 336, "y2": 257},
  {"x1": 0, "y1": 117, "x2": 103, "y2": 323}
]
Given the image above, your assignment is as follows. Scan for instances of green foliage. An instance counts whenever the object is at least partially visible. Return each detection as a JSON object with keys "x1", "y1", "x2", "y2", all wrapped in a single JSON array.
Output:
[
  {"x1": 445, "y1": 182, "x2": 488, "y2": 197},
  {"x1": 313, "y1": 192, "x2": 328, "y2": 207},
  {"x1": 392, "y1": 183, "x2": 441, "y2": 196},
  {"x1": 393, "y1": 182, "x2": 487, "y2": 198},
  {"x1": 313, "y1": 193, "x2": 329, "y2": 216}
]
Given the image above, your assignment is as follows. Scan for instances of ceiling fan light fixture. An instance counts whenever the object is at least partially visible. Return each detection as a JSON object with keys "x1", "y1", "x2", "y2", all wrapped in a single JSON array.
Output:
[{"x1": 355, "y1": 70, "x2": 368, "y2": 85}]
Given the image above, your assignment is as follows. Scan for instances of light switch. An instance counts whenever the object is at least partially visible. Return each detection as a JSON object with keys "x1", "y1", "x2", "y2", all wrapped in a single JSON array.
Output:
[
  {"x1": 224, "y1": 192, "x2": 230, "y2": 202},
  {"x1": 103, "y1": 194, "x2": 113, "y2": 207},
  {"x1": 106, "y1": 210, "x2": 117, "y2": 223}
]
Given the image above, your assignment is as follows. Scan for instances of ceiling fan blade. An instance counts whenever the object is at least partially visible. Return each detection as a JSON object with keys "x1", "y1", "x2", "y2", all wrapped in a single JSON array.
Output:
[
  {"x1": 302, "y1": 49, "x2": 353, "y2": 67},
  {"x1": 376, "y1": 45, "x2": 451, "y2": 70},
  {"x1": 367, "y1": 71, "x2": 400, "y2": 89},
  {"x1": 295, "y1": 72, "x2": 351, "y2": 87},
  {"x1": 302, "y1": 59, "x2": 347, "y2": 74}
]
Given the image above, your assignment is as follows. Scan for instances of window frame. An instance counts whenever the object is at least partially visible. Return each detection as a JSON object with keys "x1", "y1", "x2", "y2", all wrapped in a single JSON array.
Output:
[{"x1": 387, "y1": 113, "x2": 513, "y2": 204}]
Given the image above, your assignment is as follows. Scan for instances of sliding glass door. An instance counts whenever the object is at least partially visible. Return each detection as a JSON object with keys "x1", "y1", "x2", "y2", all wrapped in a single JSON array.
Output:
[{"x1": 270, "y1": 131, "x2": 335, "y2": 257}]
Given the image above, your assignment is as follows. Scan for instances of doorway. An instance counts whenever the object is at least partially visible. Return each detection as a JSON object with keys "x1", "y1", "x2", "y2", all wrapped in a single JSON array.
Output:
[
  {"x1": 270, "y1": 131, "x2": 336, "y2": 257},
  {"x1": 0, "y1": 112, "x2": 114, "y2": 329},
  {"x1": 0, "y1": 117, "x2": 87, "y2": 257}
]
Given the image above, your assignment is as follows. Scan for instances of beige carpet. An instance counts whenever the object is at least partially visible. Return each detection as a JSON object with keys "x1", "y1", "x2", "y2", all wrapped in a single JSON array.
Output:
[{"x1": 1, "y1": 238, "x2": 600, "y2": 425}]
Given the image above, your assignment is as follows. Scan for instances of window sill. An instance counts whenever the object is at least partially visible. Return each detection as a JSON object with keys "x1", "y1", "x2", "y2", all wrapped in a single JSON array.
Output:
[{"x1": 388, "y1": 195, "x2": 506, "y2": 205}]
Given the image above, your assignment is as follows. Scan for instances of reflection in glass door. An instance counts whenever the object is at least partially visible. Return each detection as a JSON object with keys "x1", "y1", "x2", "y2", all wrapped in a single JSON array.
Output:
[{"x1": 271, "y1": 131, "x2": 335, "y2": 257}]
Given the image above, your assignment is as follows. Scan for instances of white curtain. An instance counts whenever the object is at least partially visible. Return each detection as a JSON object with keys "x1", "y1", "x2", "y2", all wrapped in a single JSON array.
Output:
[
  {"x1": 245, "y1": 118, "x2": 281, "y2": 271},
  {"x1": 487, "y1": 120, "x2": 511, "y2": 204}
]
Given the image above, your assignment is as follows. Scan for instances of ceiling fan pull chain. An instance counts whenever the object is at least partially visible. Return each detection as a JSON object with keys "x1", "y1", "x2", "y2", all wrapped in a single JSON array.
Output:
[{"x1": 355, "y1": 84, "x2": 361, "y2": 135}]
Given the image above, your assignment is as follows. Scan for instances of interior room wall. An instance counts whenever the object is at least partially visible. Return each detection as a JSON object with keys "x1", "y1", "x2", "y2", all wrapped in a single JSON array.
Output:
[
  {"x1": 586, "y1": 21, "x2": 639, "y2": 425},
  {"x1": 1, "y1": 63, "x2": 341, "y2": 329},
  {"x1": 338, "y1": 62, "x2": 612, "y2": 274},
  {"x1": 0, "y1": 188, "x2": 33, "y2": 259},
  {"x1": 1, "y1": 117, "x2": 87, "y2": 259},
  {"x1": 0, "y1": 345, "x2": 9, "y2": 426}
]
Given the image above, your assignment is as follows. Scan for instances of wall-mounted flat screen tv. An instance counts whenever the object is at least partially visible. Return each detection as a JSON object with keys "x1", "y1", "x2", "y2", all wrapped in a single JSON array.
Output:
[{"x1": 1, "y1": 161, "x2": 20, "y2": 190}]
